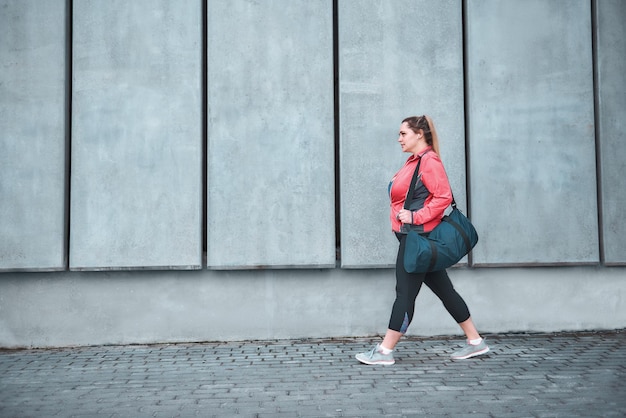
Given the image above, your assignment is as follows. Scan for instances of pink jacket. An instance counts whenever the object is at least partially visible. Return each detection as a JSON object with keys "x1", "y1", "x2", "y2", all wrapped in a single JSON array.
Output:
[{"x1": 389, "y1": 148, "x2": 453, "y2": 234}]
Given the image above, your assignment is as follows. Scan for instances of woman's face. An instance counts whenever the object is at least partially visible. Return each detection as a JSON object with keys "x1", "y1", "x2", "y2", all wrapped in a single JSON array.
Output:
[{"x1": 397, "y1": 122, "x2": 421, "y2": 154}]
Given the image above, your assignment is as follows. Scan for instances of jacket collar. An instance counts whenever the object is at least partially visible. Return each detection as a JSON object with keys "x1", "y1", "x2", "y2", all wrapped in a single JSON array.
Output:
[{"x1": 409, "y1": 146, "x2": 432, "y2": 161}]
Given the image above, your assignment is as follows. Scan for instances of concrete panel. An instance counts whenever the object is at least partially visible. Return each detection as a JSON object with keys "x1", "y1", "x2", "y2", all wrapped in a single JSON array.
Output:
[
  {"x1": 338, "y1": 0, "x2": 466, "y2": 268},
  {"x1": 0, "y1": 0, "x2": 67, "y2": 270},
  {"x1": 70, "y1": 0, "x2": 202, "y2": 269},
  {"x1": 596, "y1": 0, "x2": 626, "y2": 265},
  {"x1": 206, "y1": 0, "x2": 335, "y2": 268},
  {"x1": 466, "y1": 0, "x2": 598, "y2": 265},
  {"x1": 1, "y1": 266, "x2": 625, "y2": 348}
]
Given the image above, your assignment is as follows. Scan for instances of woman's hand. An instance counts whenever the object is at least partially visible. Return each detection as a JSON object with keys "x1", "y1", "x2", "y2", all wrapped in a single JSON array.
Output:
[{"x1": 396, "y1": 209, "x2": 412, "y2": 224}]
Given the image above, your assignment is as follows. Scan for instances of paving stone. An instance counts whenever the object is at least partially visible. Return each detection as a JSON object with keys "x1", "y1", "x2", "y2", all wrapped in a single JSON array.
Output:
[{"x1": 0, "y1": 331, "x2": 625, "y2": 417}]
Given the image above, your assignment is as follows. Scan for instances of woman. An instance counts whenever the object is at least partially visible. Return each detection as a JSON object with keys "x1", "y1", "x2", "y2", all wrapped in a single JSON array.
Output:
[{"x1": 356, "y1": 115, "x2": 489, "y2": 365}]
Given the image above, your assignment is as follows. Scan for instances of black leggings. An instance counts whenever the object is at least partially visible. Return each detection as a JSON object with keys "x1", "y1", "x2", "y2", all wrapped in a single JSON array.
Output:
[{"x1": 388, "y1": 233, "x2": 471, "y2": 334}]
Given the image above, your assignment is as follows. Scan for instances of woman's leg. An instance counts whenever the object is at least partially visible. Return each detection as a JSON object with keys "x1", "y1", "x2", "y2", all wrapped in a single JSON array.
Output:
[
  {"x1": 381, "y1": 329, "x2": 403, "y2": 351},
  {"x1": 384, "y1": 234, "x2": 425, "y2": 350},
  {"x1": 356, "y1": 234, "x2": 424, "y2": 364},
  {"x1": 458, "y1": 317, "x2": 481, "y2": 341},
  {"x1": 423, "y1": 270, "x2": 480, "y2": 340},
  {"x1": 424, "y1": 270, "x2": 489, "y2": 358},
  {"x1": 423, "y1": 270, "x2": 470, "y2": 323}
]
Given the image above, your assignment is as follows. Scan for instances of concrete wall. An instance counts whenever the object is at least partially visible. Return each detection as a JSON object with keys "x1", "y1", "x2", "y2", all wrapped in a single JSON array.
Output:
[
  {"x1": 0, "y1": 266, "x2": 624, "y2": 348},
  {"x1": 339, "y1": 0, "x2": 467, "y2": 268},
  {"x1": 467, "y1": 0, "x2": 598, "y2": 265},
  {"x1": 70, "y1": 0, "x2": 203, "y2": 269},
  {"x1": 596, "y1": 0, "x2": 626, "y2": 265},
  {"x1": 1, "y1": 0, "x2": 625, "y2": 348},
  {"x1": 206, "y1": 0, "x2": 336, "y2": 268},
  {"x1": 0, "y1": 0, "x2": 67, "y2": 270}
]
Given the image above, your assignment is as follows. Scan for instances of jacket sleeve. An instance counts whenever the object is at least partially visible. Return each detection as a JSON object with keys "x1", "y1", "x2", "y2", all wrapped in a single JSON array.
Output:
[{"x1": 412, "y1": 154, "x2": 453, "y2": 225}]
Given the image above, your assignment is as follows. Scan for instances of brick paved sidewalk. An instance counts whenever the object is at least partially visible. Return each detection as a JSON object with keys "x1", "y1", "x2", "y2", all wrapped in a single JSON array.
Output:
[{"x1": 1, "y1": 331, "x2": 625, "y2": 417}]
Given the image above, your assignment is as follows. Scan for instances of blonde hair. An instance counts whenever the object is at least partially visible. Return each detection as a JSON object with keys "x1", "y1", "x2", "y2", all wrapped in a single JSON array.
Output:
[{"x1": 402, "y1": 115, "x2": 440, "y2": 156}]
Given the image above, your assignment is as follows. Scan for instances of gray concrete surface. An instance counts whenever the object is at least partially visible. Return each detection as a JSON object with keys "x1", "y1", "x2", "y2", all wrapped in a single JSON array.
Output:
[
  {"x1": 206, "y1": 0, "x2": 336, "y2": 269},
  {"x1": 338, "y1": 0, "x2": 466, "y2": 268},
  {"x1": 466, "y1": 0, "x2": 598, "y2": 265},
  {"x1": 1, "y1": 266, "x2": 625, "y2": 349},
  {"x1": 1, "y1": 331, "x2": 624, "y2": 417},
  {"x1": 597, "y1": 0, "x2": 626, "y2": 265},
  {"x1": 2, "y1": 0, "x2": 626, "y2": 353},
  {"x1": 0, "y1": 0, "x2": 67, "y2": 270},
  {"x1": 70, "y1": 0, "x2": 203, "y2": 269}
]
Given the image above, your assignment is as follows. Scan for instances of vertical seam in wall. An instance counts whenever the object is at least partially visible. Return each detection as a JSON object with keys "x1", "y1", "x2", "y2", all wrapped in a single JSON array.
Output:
[
  {"x1": 591, "y1": 0, "x2": 604, "y2": 265},
  {"x1": 461, "y1": 0, "x2": 473, "y2": 268},
  {"x1": 333, "y1": 0, "x2": 341, "y2": 267},
  {"x1": 202, "y1": 0, "x2": 208, "y2": 268},
  {"x1": 64, "y1": 0, "x2": 73, "y2": 270}
]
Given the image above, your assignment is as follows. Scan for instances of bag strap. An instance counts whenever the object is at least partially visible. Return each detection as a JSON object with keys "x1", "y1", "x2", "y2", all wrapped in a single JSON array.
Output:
[
  {"x1": 403, "y1": 157, "x2": 423, "y2": 210},
  {"x1": 404, "y1": 150, "x2": 458, "y2": 211}
]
